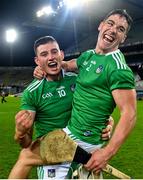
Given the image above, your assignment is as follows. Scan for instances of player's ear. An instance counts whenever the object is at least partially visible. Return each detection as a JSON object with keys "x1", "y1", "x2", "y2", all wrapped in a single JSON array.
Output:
[
  {"x1": 121, "y1": 34, "x2": 127, "y2": 43},
  {"x1": 60, "y1": 50, "x2": 65, "y2": 61},
  {"x1": 98, "y1": 21, "x2": 104, "y2": 31},
  {"x1": 35, "y1": 57, "x2": 40, "y2": 66}
]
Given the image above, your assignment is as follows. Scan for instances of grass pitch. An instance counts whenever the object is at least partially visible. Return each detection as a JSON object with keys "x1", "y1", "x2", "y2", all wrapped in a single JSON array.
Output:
[
  {"x1": 0, "y1": 96, "x2": 36, "y2": 178},
  {"x1": 0, "y1": 96, "x2": 143, "y2": 178}
]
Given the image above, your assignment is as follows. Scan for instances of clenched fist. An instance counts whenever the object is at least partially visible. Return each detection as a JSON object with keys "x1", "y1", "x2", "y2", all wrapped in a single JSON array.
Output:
[{"x1": 15, "y1": 110, "x2": 35, "y2": 138}]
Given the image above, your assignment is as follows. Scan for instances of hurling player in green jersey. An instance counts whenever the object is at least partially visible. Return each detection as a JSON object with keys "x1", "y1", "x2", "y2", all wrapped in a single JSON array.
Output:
[
  {"x1": 9, "y1": 36, "x2": 113, "y2": 179},
  {"x1": 9, "y1": 36, "x2": 76, "y2": 179},
  {"x1": 34, "y1": 9, "x2": 136, "y2": 176},
  {"x1": 63, "y1": 9, "x2": 136, "y2": 174}
]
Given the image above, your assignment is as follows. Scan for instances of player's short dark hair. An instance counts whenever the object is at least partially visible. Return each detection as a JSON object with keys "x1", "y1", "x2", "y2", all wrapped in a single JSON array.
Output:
[
  {"x1": 104, "y1": 9, "x2": 133, "y2": 32},
  {"x1": 34, "y1": 36, "x2": 57, "y2": 55}
]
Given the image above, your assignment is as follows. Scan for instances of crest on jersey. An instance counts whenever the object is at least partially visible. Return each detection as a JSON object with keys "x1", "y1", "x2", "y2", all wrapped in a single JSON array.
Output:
[
  {"x1": 83, "y1": 130, "x2": 92, "y2": 136},
  {"x1": 70, "y1": 84, "x2": 76, "y2": 92},
  {"x1": 96, "y1": 65, "x2": 103, "y2": 73},
  {"x1": 48, "y1": 169, "x2": 56, "y2": 178}
]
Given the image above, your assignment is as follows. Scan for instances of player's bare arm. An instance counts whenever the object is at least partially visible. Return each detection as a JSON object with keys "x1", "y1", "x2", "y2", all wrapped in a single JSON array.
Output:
[
  {"x1": 61, "y1": 59, "x2": 78, "y2": 72},
  {"x1": 33, "y1": 59, "x2": 78, "y2": 80},
  {"x1": 85, "y1": 89, "x2": 136, "y2": 173},
  {"x1": 15, "y1": 110, "x2": 36, "y2": 148},
  {"x1": 33, "y1": 66, "x2": 46, "y2": 79},
  {"x1": 105, "y1": 89, "x2": 136, "y2": 157}
]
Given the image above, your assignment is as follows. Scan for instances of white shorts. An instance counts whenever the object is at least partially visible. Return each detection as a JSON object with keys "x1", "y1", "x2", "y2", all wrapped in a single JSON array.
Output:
[
  {"x1": 37, "y1": 163, "x2": 71, "y2": 179},
  {"x1": 37, "y1": 127, "x2": 103, "y2": 179}
]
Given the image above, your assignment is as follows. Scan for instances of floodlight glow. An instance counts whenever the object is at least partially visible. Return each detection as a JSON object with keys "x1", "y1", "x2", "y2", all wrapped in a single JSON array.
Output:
[
  {"x1": 36, "y1": 6, "x2": 55, "y2": 17},
  {"x1": 64, "y1": 0, "x2": 77, "y2": 9},
  {"x1": 6, "y1": 29, "x2": 17, "y2": 43},
  {"x1": 43, "y1": 6, "x2": 55, "y2": 15},
  {"x1": 62, "y1": 0, "x2": 87, "y2": 9},
  {"x1": 59, "y1": 1, "x2": 64, "y2": 8},
  {"x1": 36, "y1": 10, "x2": 44, "y2": 17}
]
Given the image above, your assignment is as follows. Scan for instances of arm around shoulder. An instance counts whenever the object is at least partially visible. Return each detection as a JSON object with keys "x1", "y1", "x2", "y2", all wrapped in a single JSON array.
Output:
[{"x1": 62, "y1": 59, "x2": 78, "y2": 72}]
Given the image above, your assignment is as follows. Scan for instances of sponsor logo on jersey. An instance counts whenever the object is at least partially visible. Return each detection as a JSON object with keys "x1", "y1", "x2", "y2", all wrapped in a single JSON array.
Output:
[
  {"x1": 56, "y1": 86, "x2": 65, "y2": 91},
  {"x1": 47, "y1": 169, "x2": 56, "y2": 178},
  {"x1": 91, "y1": 60, "x2": 96, "y2": 65},
  {"x1": 86, "y1": 60, "x2": 96, "y2": 71},
  {"x1": 83, "y1": 61, "x2": 88, "y2": 66},
  {"x1": 42, "y1": 92, "x2": 53, "y2": 99},
  {"x1": 96, "y1": 65, "x2": 103, "y2": 73},
  {"x1": 83, "y1": 130, "x2": 92, "y2": 136}
]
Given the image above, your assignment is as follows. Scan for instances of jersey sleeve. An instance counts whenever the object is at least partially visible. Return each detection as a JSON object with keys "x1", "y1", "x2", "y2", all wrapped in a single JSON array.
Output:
[
  {"x1": 20, "y1": 88, "x2": 36, "y2": 111},
  {"x1": 109, "y1": 68, "x2": 135, "y2": 91},
  {"x1": 107, "y1": 56, "x2": 135, "y2": 91}
]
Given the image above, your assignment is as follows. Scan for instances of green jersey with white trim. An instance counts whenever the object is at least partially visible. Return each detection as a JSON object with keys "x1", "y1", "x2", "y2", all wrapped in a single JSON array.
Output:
[
  {"x1": 21, "y1": 72, "x2": 76, "y2": 138},
  {"x1": 68, "y1": 49, "x2": 135, "y2": 145}
]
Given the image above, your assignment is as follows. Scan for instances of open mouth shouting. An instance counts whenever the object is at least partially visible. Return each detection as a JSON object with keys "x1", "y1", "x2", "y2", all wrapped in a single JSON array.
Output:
[
  {"x1": 103, "y1": 34, "x2": 115, "y2": 44},
  {"x1": 48, "y1": 61, "x2": 58, "y2": 68}
]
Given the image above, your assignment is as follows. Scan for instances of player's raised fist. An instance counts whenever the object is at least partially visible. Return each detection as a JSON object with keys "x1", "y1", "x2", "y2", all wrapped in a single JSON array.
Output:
[{"x1": 15, "y1": 110, "x2": 34, "y2": 138}]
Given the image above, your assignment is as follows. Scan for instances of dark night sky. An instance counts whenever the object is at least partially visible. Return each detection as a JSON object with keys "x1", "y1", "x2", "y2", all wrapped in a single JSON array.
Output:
[
  {"x1": 0, "y1": 0, "x2": 76, "y2": 66},
  {"x1": 0, "y1": 0, "x2": 143, "y2": 66}
]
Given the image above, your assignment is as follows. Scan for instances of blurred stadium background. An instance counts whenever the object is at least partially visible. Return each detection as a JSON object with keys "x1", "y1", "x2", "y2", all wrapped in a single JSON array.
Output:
[{"x1": 0, "y1": 0, "x2": 143, "y2": 178}]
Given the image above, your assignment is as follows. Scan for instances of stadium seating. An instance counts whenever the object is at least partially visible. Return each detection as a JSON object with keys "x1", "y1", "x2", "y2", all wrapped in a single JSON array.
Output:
[{"x1": 0, "y1": 67, "x2": 34, "y2": 95}]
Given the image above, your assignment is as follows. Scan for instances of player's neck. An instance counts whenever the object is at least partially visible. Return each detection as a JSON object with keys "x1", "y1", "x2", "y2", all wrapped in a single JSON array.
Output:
[
  {"x1": 95, "y1": 46, "x2": 118, "y2": 55},
  {"x1": 46, "y1": 72, "x2": 62, "y2": 81}
]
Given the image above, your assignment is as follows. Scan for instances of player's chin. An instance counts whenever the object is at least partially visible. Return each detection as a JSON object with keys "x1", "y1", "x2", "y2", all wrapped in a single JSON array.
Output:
[
  {"x1": 46, "y1": 67, "x2": 60, "y2": 74},
  {"x1": 48, "y1": 70, "x2": 61, "y2": 76}
]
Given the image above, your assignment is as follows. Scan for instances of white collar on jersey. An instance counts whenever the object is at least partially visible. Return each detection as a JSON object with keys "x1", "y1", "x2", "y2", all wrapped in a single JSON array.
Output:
[
  {"x1": 91, "y1": 49, "x2": 120, "y2": 56},
  {"x1": 105, "y1": 49, "x2": 120, "y2": 56}
]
